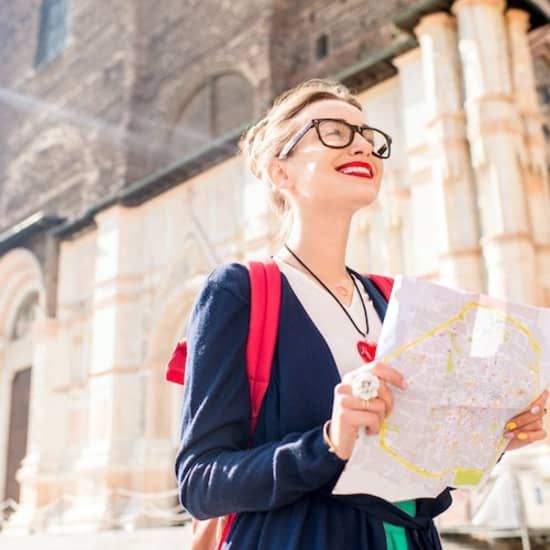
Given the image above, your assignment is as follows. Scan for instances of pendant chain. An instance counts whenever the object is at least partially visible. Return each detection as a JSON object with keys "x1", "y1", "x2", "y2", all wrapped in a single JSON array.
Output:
[{"x1": 283, "y1": 244, "x2": 370, "y2": 338}]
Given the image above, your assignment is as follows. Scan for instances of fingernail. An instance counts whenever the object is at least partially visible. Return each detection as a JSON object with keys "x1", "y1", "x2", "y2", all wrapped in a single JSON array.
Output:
[
  {"x1": 531, "y1": 405, "x2": 540, "y2": 414},
  {"x1": 504, "y1": 432, "x2": 515, "y2": 439},
  {"x1": 506, "y1": 422, "x2": 517, "y2": 431},
  {"x1": 517, "y1": 433, "x2": 528, "y2": 441},
  {"x1": 401, "y1": 379, "x2": 407, "y2": 390}
]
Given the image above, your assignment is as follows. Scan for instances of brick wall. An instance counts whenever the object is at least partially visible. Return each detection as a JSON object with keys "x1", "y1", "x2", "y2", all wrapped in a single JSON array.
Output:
[
  {"x1": 0, "y1": 0, "x2": 136, "y2": 231},
  {"x1": 0, "y1": 1, "x2": 547, "y2": 235},
  {"x1": 269, "y1": 0, "x2": 418, "y2": 94}
]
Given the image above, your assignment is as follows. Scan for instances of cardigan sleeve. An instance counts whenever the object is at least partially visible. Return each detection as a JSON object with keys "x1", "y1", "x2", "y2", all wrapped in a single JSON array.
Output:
[{"x1": 174, "y1": 263, "x2": 346, "y2": 520}]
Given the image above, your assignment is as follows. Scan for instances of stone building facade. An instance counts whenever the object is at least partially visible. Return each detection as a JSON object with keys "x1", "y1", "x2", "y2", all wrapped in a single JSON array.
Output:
[{"x1": 0, "y1": 0, "x2": 549, "y2": 537}]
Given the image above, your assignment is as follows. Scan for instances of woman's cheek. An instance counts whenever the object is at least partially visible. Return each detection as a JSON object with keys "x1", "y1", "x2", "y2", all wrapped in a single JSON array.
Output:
[{"x1": 375, "y1": 160, "x2": 384, "y2": 182}]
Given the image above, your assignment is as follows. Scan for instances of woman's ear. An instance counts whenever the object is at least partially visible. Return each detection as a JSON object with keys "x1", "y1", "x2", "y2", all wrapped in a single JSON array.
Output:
[{"x1": 267, "y1": 158, "x2": 294, "y2": 192}]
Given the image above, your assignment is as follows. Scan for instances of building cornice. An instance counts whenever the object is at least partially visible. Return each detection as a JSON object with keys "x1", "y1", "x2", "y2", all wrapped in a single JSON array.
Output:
[{"x1": 0, "y1": 212, "x2": 65, "y2": 255}]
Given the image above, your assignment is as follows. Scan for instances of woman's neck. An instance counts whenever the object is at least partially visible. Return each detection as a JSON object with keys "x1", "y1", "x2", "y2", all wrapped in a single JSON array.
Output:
[{"x1": 275, "y1": 210, "x2": 352, "y2": 284}]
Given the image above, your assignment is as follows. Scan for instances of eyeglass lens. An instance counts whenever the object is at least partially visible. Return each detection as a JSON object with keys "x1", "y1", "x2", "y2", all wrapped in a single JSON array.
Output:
[{"x1": 316, "y1": 120, "x2": 389, "y2": 158}]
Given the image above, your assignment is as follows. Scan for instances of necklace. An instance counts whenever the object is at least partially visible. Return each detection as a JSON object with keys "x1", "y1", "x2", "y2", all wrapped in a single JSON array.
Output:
[{"x1": 283, "y1": 244, "x2": 378, "y2": 363}]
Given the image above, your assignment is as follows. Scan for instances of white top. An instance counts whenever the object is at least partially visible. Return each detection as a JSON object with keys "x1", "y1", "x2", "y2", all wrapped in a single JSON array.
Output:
[{"x1": 273, "y1": 258, "x2": 382, "y2": 377}]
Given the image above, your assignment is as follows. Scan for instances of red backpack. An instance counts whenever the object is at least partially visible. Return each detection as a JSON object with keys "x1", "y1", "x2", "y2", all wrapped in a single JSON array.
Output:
[{"x1": 166, "y1": 260, "x2": 393, "y2": 550}]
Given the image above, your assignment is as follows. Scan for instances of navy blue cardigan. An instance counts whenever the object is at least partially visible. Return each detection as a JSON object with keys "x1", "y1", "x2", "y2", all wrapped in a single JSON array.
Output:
[{"x1": 175, "y1": 263, "x2": 452, "y2": 549}]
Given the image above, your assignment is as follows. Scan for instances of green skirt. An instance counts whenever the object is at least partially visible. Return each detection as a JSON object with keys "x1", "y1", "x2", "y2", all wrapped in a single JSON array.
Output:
[{"x1": 382, "y1": 500, "x2": 416, "y2": 550}]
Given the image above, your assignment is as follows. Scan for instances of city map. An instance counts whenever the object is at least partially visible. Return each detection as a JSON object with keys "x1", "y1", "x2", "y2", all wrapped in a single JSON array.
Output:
[{"x1": 333, "y1": 276, "x2": 550, "y2": 501}]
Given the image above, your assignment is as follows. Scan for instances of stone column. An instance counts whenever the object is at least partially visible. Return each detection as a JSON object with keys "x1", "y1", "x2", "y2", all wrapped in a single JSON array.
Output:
[
  {"x1": 66, "y1": 205, "x2": 147, "y2": 529},
  {"x1": 452, "y1": 0, "x2": 536, "y2": 303},
  {"x1": 384, "y1": 185, "x2": 409, "y2": 276},
  {"x1": 507, "y1": 8, "x2": 550, "y2": 306},
  {"x1": 3, "y1": 317, "x2": 65, "y2": 533},
  {"x1": 394, "y1": 48, "x2": 441, "y2": 281},
  {"x1": 415, "y1": 12, "x2": 484, "y2": 292}
]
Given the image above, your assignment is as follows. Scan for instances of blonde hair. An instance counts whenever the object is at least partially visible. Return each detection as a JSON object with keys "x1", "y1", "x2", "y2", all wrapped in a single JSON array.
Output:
[{"x1": 239, "y1": 79, "x2": 362, "y2": 245}]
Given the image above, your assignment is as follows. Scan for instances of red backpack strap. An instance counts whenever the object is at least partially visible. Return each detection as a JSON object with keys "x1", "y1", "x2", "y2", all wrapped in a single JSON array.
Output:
[
  {"x1": 217, "y1": 260, "x2": 281, "y2": 550},
  {"x1": 246, "y1": 260, "x2": 281, "y2": 433},
  {"x1": 165, "y1": 262, "x2": 283, "y2": 389},
  {"x1": 367, "y1": 274, "x2": 394, "y2": 302}
]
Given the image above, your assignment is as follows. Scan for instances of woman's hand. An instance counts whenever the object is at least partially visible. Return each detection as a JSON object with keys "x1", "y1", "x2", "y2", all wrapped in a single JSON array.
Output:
[
  {"x1": 503, "y1": 389, "x2": 548, "y2": 451},
  {"x1": 328, "y1": 362, "x2": 406, "y2": 460}
]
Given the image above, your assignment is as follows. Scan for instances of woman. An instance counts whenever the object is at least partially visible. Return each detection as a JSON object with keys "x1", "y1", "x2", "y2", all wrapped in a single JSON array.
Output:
[{"x1": 175, "y1": 79, "x2": 548, "y2": 549}]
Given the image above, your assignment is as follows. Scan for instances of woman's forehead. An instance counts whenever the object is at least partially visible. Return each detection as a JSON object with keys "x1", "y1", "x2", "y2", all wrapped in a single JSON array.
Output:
[{"x1": 296, "y1": 98, "x2": 366, "y2": 126}]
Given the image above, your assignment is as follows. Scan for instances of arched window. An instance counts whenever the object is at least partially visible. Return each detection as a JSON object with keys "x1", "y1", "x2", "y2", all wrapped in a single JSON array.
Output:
[
  {"x1": 173, "y1": 73, "x2": 254, "y2": 157},
  {"x1": 35, "y1": 0, "x2": 68, "y2": 66},
  {"x1": 10, "y1": 291, "x2": 39, "y2": 341},
  {"x1": 316, "y1": 33, "x2": 329, "y2": 60}
]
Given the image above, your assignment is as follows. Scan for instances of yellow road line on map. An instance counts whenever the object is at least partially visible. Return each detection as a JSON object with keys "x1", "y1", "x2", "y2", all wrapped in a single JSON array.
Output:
[
  {"x1": 378, "y1": 421, "x2": 456, "y2": 478},
  {"x1": 449, "y1": 331, "x2": 461, "y2": 355},
  {"x1": 446, "y1": 351, "x2": 455, "y2": 373},
  {"x1": 382, "y1": 302, "x2": 541, "y2": 373},
  {"x1": 379, "y1": 421, "x2": 504, "y2": 482},
  {"x1": 378, "y1": 302, "x2": 541, "y2": 479}
]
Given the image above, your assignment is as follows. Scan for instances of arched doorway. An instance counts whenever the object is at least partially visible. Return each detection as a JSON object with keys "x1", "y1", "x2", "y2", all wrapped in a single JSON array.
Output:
[
  {"x1": 0, "y1": 249, "x2": 44, "y2": 507},
  {"x1": 4, "y1": 367, "x2": 31, "y2": 503}
]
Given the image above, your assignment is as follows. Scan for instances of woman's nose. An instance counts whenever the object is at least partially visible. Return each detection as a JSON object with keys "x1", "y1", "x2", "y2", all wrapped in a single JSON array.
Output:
[{"x1": 349, "y1": 131, "x2": 373, "y2": 156}]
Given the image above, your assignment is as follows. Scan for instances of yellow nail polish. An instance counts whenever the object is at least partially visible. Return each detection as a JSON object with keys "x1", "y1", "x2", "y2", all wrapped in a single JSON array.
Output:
[
  {"x1": 506, "y1": 422, "x2": 517, "y2": 431},
  {"x1": 517, "y1": 433, "x2": 528, "y2": 441}
]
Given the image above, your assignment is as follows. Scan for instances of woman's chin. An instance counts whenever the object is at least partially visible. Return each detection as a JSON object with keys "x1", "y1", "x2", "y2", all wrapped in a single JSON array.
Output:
[{"x1": 347, "y1": 179, "x2": 381, "y2": 205}]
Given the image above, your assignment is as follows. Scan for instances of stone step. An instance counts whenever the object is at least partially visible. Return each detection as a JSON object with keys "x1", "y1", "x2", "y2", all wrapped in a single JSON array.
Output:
[
  {"x1": 1, "y1": 528, "x2": 543, "y2": 550},
  {"x1": 0, "y1": 525, "x2": 193, "y2": 550}
]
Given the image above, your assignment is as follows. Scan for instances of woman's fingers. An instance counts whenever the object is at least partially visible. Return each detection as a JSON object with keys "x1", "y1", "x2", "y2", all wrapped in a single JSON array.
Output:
[
  {"x1": 335, "y1": 384, "x2": 391, "y2": 433},
  {"x1": 504, "y1": 389, "x2": 549, "y2": 432},
  {"x1": 525, "y1": 389, "x2": 548, "y2": 416},
  {"x1": 340, "y1": 408, "x2": 382, "y2": 433},
  {"x1": 335, "y1": 382, "x2": 354, "y2": 396},
  {"x1": 344, "y1": 361, "x2": 406, "y2": 390},
  {"x1": 370, "y1": 362, "x2": 407, "y2": 390},
  {"x1": 504, "y1": 418, "x2": 544, "y2": 439},
  {"x1": 506, "y1": 428, "x2": 547, "y2": 450},
  {"x1": 340, "y1": 394, "x2": 386, "y2": 414},
  {"x1": 332, "y1": 364, "x2": 405, "y2": 449},
  {"x1": 339, "y1": 382, "x2": 394, "y2": 418},
  {"x1": 377, "y1": 381, "x2": 394, "y2": 416}
]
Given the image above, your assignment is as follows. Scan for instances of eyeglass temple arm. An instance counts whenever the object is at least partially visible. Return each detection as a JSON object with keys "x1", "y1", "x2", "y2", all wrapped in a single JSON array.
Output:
[{"x1": 278, "y1": 122, "x2": 315, "y2": 159}]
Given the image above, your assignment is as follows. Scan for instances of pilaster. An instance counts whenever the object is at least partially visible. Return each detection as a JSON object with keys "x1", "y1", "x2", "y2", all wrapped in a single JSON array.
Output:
[
  {"x1": 452, "y1": 0, "x2": 536, "y2": 303},
  {"x1": 507, "y1": 8, "x2": 550, "y2": 306},
  {"x1": 416, "y1": 12, "x2": 483, "y2": 291}
]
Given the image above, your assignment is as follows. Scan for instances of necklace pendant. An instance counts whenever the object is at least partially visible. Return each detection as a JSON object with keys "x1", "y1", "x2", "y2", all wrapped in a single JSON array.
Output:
[
  {"x1": 335, "y1": 285, "x2": 350, "y2": 297},
  {"x1": 357, "y1": 338, "x2": 377, "y2": 363}
]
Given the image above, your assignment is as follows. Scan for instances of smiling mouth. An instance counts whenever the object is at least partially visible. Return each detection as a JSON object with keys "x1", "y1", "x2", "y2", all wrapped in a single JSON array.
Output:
[{"x1": 336, "y1": 164, "x2": 374, "y2": 179}]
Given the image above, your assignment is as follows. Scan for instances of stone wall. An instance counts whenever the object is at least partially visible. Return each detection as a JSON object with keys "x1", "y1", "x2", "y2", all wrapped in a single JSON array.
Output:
[{"x1": 0, "y1": 1, "x2": 136, "y2": 232}]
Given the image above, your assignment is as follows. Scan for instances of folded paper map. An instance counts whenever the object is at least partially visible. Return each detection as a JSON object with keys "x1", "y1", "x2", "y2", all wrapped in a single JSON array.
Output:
[{"x1": 333, "y1": 276, "x2": 550, "y2": 501}]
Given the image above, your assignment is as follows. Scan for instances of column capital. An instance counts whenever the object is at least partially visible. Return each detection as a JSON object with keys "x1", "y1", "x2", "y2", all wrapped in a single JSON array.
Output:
[
  {"x1": 393, "y1": 47, "x2": 421, "y2": 69},
  {"x1": 452, "y1": 0, "x2": 505, "y2": 15},
  {"x1": 32, "y1": 316, "x2": 59, "y2": 338},
  {"x1": 415, "y1": 12, "x2": 456, "y2": 35}
]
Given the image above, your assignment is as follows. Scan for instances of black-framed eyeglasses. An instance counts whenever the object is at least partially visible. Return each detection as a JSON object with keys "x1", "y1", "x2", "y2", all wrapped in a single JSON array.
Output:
[{"x1": 277, "y1": 118, "x2": 392, "y2": 160}]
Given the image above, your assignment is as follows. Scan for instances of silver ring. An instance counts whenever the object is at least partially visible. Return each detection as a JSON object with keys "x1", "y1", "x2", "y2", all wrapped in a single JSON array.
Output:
[{"x1": 352, "y1": 370, "x2": 380, "y2": 402}]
